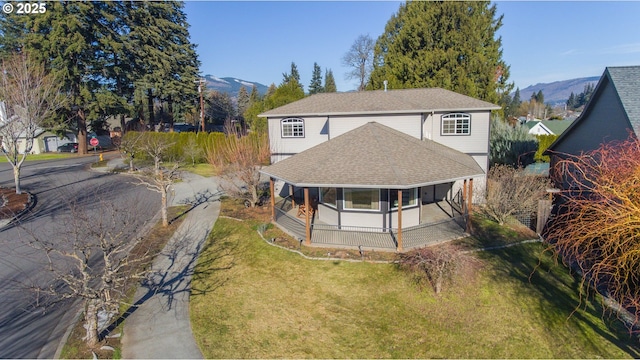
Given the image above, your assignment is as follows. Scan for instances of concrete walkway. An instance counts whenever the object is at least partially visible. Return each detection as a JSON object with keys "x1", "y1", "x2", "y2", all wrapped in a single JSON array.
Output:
[{"x1": 115, "y1": 162, "x2": 221, "y2": 359}]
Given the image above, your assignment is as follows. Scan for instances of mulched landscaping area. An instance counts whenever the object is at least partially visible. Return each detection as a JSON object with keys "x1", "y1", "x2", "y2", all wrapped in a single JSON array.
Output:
[{"x1": 0, "y1": 188, "x2": 30, "y2": 219}]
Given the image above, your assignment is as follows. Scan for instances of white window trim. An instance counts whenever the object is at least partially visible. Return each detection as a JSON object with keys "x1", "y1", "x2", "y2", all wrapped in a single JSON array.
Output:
[
  {"x1": 390, "y1": 188, "x2": 419, "y2": 210},
  {"x1": 281, "y1": 117, "x2": 305, "y2": 138},
  {"x1": 441, "y1": 113, "x2": 471, "y2": 135},
  {"x1": 342, "y1": 188, "x2": 380, "y2": 212}
]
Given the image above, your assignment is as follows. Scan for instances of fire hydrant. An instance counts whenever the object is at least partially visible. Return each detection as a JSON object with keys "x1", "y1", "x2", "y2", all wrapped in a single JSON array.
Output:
[{"x1": 99, "y1": 153, "x2": 103, "y2": 162}]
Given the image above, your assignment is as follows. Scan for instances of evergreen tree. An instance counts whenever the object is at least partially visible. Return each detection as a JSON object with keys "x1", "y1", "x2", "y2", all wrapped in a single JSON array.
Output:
[
  {"x1": 0, "y1": 0, "x2": 199, "y2": 153},
  {"x1": 207, "y1": 90, "x2": 234, "y2": 125},
  {"x1": 308, "y1": 62, "x2": 324, "y2": 95},
  {"x1": 266, "y1": 83, "x2": 277, "y2": 98},
  {"x1": 126, "y1": 1, "x2": 199, "y2": 127},
  {"x1": 324, "y1": 69, "x2": 337, "y2": 92},
  {"x1": 508, "y1": 87, "x2": 521, "y2": 118},
  {"x1": 237, "y1": 86, "x2": 250, "y2": 120},
  {"x1": 566, "y1": 92, "x2": 577, "y2": 109},
  {"x1": 282, "y1": 62, "x2": 303, "y2": 92},
  {"x1": 368, "y1": 1, "x2": 510, "y2": 103},
  {"x1": 249, "y1": 84, "x2": 260, "y2": 103}
]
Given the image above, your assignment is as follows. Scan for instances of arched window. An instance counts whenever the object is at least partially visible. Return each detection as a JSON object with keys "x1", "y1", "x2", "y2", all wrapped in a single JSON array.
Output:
[
  {"x1": 281, "y1": 118, "x2": 305, "y2": 138},
  {"x1": 441, "y1": 113, "x2": 471, "y2": 135}
]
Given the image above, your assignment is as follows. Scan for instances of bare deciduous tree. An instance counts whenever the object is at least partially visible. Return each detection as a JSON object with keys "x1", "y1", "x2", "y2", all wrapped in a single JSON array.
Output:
[
  {"x1": 342, "y1": 34, "x2": 375, "y2": 91},
  {"x1": 0, "y1": 53, "x2": 65, "y2": 194},
  {"x1": 23, "y1": 198, "x2": 155, "y2": 347},
  {"x1": 207, "y1": 130, "x2": 270, "y2": 207},
  {"x1": 546, "y1": 136, "x2": 640, "y2": 331},
  {"x1": 118, "y1": 131, "x2": 146, "y2": 172},
  {"x1": 480, "y1": 165, "x2": 550, "y2": 225},
  {"x1": 131, "y1": 134, "x2": 181, "y2": 227}
]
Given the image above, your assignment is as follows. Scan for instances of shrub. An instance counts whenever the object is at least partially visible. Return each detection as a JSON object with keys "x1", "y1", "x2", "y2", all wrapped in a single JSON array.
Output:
[
  {"x1": 397, "y1": 244, "x2": 475, "y2": 294},
  {"x1": 534, "y1": 134, "x2": 558, "y2": 163}
]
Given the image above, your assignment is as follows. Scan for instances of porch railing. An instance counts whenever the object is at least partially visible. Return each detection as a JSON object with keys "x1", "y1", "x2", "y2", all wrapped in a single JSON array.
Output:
[{"x1": 272, "y1": 197, "x2": 468, "y2": 251}]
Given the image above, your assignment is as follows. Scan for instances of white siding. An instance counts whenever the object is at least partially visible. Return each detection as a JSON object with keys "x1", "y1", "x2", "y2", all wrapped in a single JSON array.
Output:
[
  {"x1": 329, "y1": 114, "x2": 422, "y2": 139},
  {"x1": 424, "y1": 111, "x2": 491, "y2": 154},
  {"x1": 389, "y1": 207, "x2": 420, "y2": 228},
  {"x1": 318, "y1": 204, "x2": 339, "y2": 225},
  {"x1": 268, "y1": 116, "x2": 329, "y2": 162},
  {"x1": 340, "y1": 212, "x2": 385, "y2": 229}
]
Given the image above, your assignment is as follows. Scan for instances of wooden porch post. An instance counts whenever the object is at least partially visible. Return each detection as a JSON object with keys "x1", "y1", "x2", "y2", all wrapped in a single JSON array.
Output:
[
  {"x1": 304, "y1": 187, "x2": 311, "y2": 245},
  {"x1": 462, "y1": 179, "x2": 467, "y2": 213},
  {"x1": 269, "y1": 178, "x2": 275, "y2": 221},
  {"x1": 466, "y1": 178, "x2": 473, "y2": 233},
  {"x1": 289, "y1": 184, "x2": 295, "y2": 207},
  {"x1": 397, "y1": 189, "x2": 403, "y2": 252},
  {"x1": 468, "y1": 178, "x2": 473, "y2": 213}
]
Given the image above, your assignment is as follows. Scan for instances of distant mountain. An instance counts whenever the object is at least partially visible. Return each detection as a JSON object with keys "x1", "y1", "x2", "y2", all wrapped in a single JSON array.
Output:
[
  {"x1": 203, "y1": 75, "x2": 268, "y2": 99},
  {"x1": 518, "y1": 76, "x2": 600, "y2": 107}
]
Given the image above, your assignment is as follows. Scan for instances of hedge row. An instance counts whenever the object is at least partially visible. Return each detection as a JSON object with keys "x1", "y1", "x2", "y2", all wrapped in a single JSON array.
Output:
[{"x1": 122, "y1": 131, "x2": 226, "y2": 164}]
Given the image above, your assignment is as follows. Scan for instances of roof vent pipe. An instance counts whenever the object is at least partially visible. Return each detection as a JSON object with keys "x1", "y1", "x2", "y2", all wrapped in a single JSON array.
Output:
[{"x1": 383, "y1": 80, "x2": 388, "y2": 92}]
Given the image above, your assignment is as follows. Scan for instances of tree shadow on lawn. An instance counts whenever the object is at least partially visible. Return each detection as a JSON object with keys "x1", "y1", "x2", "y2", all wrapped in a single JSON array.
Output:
[{"x1": 480, "y1": 244, "x2": 640, "y2": 358}]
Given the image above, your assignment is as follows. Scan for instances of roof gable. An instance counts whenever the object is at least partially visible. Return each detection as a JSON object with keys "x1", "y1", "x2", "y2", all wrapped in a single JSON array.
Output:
[
  {"x1": 259, "y1": 88, "x2": 500, "y2": 117},
  {"x1": 548, "y1": 66, "x2": 640, "y2": 152},
  {"x1": 261, "y1": 122, "x2": 484, "y2": 188}
]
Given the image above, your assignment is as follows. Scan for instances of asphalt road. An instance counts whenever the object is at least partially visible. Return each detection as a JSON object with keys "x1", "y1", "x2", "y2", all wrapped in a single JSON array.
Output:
[{"x1": 0, "y1": 155, "x2": 160, "y2": 358}]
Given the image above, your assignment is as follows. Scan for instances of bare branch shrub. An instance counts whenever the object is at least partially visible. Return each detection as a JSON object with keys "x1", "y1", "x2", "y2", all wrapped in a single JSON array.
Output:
[
  {"x1": 0, "y1": 52, "x2": 65, "y2": 193},
  {"x1": 546, "y1": 136, "x2": 640, "y2": 332},
  {"x1": 206, "y1": 130, "x2": 270, "y2": 207},
  {"x1": 480, "y1": 165, "x2": 550, "y2": 225},
  {"x1": 397, "y1": 244, "x2": 476, "y2": 294}
]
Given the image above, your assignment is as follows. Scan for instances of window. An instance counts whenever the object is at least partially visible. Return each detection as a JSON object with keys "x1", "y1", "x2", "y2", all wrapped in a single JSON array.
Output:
[
  {"x1": 390, "y1": 188, "x2": 418, "y2": 209},
  {"x1": 320, "y1": 187, "x2": 337, "y2": 208},
  {"x1": 343, "y1": 188, "x2": 380, "y2": 211},
  {"x1": 441, "y1": 113, "x2": 471, "y2": 135},
  {"x1": 281, "y1": 118, "x2": 304, "y2": 138}
]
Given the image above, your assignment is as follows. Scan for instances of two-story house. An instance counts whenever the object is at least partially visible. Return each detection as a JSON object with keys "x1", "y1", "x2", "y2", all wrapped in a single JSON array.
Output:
[{"x1": 259, "y1": 88, "x2": 500, "y2": 251}]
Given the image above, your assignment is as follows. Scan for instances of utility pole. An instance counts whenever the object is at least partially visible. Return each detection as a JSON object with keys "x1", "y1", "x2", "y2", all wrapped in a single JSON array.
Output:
[{"x1": 195, "y1": 78, "x2": 205, "y2": 132}]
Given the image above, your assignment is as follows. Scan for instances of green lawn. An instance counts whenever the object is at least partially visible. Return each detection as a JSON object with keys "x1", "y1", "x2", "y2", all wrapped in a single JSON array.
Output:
[
  {"x1": 0, "y1": 153, "x2": 76, "y2": 162},
  {"x1": 190, "y1": 211, "x2": 639, "y2": 358}
]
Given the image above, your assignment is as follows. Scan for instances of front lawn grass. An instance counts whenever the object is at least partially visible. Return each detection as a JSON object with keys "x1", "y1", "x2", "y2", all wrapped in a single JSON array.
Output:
[
  {"x1": 190, "y1": 201, "x2": 639, "y2": 358},
  {"x1": 0, "y1": 153, "x2": 76, "y2": 162}
]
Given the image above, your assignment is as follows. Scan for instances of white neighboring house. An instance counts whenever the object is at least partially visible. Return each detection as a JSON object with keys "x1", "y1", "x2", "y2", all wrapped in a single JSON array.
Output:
[
  {"x1": 2, "y1": 100, "x2": 79, "y2": 154},
  {"x1": 524, "y1": 119, "x2": 574, "y2": 136},
  {"x1": 258, "y1": 88, "x2": 500, "y2": 251}
]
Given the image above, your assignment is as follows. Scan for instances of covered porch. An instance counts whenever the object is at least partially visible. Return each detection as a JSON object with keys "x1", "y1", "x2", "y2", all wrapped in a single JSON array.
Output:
[
  {"x1": 272, "y1": 196, "x2": 468, "y2": 251},
  {"x1": 261, "y1": 122, "x2": 484, "y2": 252}
]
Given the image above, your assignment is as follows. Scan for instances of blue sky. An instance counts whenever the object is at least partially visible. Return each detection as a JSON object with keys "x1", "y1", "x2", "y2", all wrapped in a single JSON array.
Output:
[{"x1": 184, "y1": 1, "x2": 640, "y2": 92}]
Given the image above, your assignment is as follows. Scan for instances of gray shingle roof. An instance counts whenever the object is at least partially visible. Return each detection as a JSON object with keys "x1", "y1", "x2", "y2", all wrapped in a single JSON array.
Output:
[
  {"x1": 259, "y1": 88, "x2": 500, "y2": 117},
  {"x1": 606, "y1": 66, "x2": 640, "y2": 134},
  {"x1": 260, "y1": 122, "x2": 484, "y2": 189}
]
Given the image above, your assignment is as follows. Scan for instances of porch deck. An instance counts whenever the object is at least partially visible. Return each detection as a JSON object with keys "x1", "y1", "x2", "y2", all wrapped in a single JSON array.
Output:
[{"x1": 273, "y1": 198, "x2": 468, "y2": 252}]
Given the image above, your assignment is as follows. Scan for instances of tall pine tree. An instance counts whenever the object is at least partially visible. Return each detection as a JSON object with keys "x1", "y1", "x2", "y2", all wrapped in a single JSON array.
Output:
[
  {"x1": 324, "y1": 69, "x2": 337, "y2": 93},
  {"x1": 308, "y1": 62, "x2": 324, "y2": 95},
  {"x1": 0, "y1": 0, "x2": 199, "y2": 152},
  {"x1": 368, "y1": 1, "x2": 510, "y2": 104}
]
